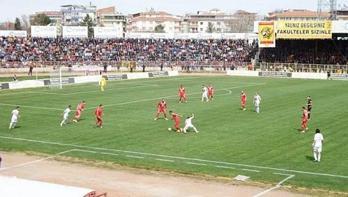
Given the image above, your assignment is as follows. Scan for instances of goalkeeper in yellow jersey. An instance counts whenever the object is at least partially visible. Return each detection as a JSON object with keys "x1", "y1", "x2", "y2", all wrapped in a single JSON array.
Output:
[{"x1": 99, "y1": 76, "x2": 107, "y2": 91}]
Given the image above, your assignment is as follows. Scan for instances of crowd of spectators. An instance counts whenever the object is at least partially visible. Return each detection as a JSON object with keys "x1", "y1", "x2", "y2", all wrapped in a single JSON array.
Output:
[
  {"x1": 260, "y1": 40, "x2": 348, "y2": 65},
  {"x1": 2, "y1": 36, "x2": 348, "y2": 69},
  {"x1": 0, "y1": 37, "x2": 257, "y2": 67}
]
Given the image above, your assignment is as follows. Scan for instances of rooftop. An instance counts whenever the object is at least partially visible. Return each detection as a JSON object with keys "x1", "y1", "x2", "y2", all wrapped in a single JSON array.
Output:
[{"x1": 268, "y1": 9, "x2": 330, "y2": 18}]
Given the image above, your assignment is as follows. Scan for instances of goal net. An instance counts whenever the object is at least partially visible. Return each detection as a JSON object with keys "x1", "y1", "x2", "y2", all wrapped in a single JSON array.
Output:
[{"x1": 49, "y1": 66, "x2": 63, "y2": 89}]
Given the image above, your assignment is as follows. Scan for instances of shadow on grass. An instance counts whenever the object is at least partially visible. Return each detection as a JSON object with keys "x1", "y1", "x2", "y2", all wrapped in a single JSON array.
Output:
[{"x1": 305, "y1": 155, "x2": 314, "y2": 161}]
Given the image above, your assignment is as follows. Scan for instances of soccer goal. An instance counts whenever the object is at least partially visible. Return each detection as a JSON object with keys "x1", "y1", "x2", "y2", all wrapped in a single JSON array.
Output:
[
  {"x1": 49, "y1": 66, "x2": 65, "y2": 89},
  {"x1": 49, "y1": 66, "x2": 63, "y2": 89}
]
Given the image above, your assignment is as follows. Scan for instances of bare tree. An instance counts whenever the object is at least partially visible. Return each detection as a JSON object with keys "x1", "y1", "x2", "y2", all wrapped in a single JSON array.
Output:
[
  {"x1": 21, "y1": 15, "x2": 30, "y2": 31},
  {"x1": 206, "y1": 22, "x2": 215, "y2": 33}
]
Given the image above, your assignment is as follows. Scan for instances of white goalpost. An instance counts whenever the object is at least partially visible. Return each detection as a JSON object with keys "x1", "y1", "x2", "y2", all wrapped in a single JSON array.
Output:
[{"x1": 49, "y1": 66, "x2": 63, "y2": 89}]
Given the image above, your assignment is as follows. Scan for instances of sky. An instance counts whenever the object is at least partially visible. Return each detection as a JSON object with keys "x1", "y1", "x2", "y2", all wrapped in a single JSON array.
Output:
[{"x1": 0, "y1": 0, "x2": 320, "y2": 22}]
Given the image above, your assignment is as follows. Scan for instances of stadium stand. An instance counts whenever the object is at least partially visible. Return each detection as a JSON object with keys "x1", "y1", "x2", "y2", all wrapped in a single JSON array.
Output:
[
  {"x1": 0, "y1": 37, "x2": 257, "y2": 68},
  {"x1": 260, "y1": 39, "x2": 348, "y2": 65}
]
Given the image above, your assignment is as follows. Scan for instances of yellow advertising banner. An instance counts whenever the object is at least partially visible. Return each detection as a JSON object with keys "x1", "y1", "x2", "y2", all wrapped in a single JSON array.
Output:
[
  {"x1": 258, "y1": 21, "x2": 276, "y2": 48},
  {"x1": 276, "y1": 20, "x2": 332, "y2": 39}
]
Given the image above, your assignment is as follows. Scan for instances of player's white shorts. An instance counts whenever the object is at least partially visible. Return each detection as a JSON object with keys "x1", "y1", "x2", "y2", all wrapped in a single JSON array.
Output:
[
  {"x1": 63, "y1": 115, "x2": 69, "y2": 120},
  {"x1": 313, "y1": 145, "x2": 322, "y2": 153},
  {"x1": 202, "y1": 93, "x2": 208, "y2": 98},
  {"x1": 184, "y1": 124, "x2": 194, "y2": 129},
  {"x1": 11, "y1": 117, "x2": 17, "y2": 123}
]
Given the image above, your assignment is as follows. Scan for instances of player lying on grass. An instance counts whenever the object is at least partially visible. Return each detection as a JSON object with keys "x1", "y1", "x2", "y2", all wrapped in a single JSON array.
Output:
[
  {"x1": 73, "y1": 101, "x2": 86, "y2": 122},
  {"x1": 95, "y1": 104, "x2": 104, "y2": 128},
  {"x1": 241, "y1": 91, "x2": 247, "y2": 111},
  {"x1": 183, "y1": 113, "x2": 199, "y2": 133},
  {"x1": 301, "y1": 106, "x2": 309, "y2": 133},
  {"x1": 169, "y1": 110, "x2": 182, "y2": 132},
  {"x1": 60, "y1": 105, "x2": 72, "y2": 127},
  {"x1": 9, "y1": 106, "x2": 20, "y2": 130},
  {"x1": 154, "y1": 99, "x2": 168, "y2": 120},
  {"x1": 178, "y1": 85, "x2": 187, "y2": 103}
]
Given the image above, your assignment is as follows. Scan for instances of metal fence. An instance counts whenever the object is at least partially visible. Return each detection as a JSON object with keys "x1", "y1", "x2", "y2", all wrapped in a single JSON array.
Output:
[
  {"x1": 0, "y1": 61, "x2": 253, "y2": 73},
  {"x1": 259, "y1": 62, "x2": 348, "y2": 73}
]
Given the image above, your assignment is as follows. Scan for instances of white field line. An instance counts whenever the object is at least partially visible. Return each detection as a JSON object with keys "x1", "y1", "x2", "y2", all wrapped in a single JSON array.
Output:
[
  {"x1": 185, "y1": 162, "x2": 207, "y2": 166},
  {"x1": 84, "y1": 83, "x2": 264, "y2": 110},
  {"x1": 0, "y1": 91, "x2": 34, "y2": 96},
  {"x1": 215, "y1": 165, "x2": 235, "y2": 169},
  {"x1": 273, "y1": 172, "x2": 294, "y2": 176},
  {"x1": 0, "y1": 90, "x2": 230, "y2": 112},
  {"x1": 0, "y1": 149, "x2": 75, "y2": 172},
  {"x1": 242, "y1": 169, "x2": 260, "y2": 173},
  {"x1": 126, "y1": 155, "x2": 144, "y2": 159},
  {"x1": 253, "y1": 174, "x2": 295, "y2": 197},
  {"x1": 30, "y1": 84, "x2": 159, "y2": 96},
  {"x1": 0, "y1": 76, "x2": 201, "y2": 97},
  {"x1": 155, "y1": 158, "x2": 175, "y2": 163},
  {"x1": 0, "y1": 83, "x2": 261, "y2": 111},
  {"x1": 0, "y1": 103, "x2": 62, "y2": 111},
  {"x1": 1, "y1": 136, "x2": 347, "y2": 179}
]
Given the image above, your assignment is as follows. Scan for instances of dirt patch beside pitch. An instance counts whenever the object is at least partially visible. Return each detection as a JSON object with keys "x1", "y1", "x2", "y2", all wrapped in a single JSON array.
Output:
[{"x1": 0, "y1": 151, "x2": 310, "y2": 197}]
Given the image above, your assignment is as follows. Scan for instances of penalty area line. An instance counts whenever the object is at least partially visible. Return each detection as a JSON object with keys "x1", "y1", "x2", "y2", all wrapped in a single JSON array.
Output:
[
  {"x1": 85, "y1": 83, "x2": 264, "y2": 110},
  {"x1": 0, "y1": 83, "x2": 263, "y2": 111}
]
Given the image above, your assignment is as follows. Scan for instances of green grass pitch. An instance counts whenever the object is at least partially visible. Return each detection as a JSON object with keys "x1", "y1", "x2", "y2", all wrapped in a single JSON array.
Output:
[{"x1": 0, "y1": 76, "x2": 347, "y2": 192}]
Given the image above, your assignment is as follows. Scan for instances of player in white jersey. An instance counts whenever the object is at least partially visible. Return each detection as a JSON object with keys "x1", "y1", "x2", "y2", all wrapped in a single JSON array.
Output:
[
  {"x1": 9, "y1": 106, "x2": 20, "y2": 130},
  {"x1": 183, "y1": 113, "x2": 199, "y2": 133},
  {"x1": 60, "y1": 105, "x2": 72, "y2": 127},
  {"x1": 312, "y1": 129, "x2": 324, "y2": 162},
  {"x1": 201, "y1": 85, "x2": 209, "y2": 102},
  {"x1": 253, "y1": 93, "x2": 262, "y2": 113}
]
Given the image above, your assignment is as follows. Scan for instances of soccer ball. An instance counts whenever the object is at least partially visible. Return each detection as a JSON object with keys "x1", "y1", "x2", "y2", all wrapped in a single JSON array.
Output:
[{"x1": 168, "y1": 128, "x2": 172, "y2": 131}]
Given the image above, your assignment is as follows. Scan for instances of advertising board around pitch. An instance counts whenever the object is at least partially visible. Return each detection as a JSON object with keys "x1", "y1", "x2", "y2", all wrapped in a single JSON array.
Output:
[
  {"x1": 62, "y1": 26, "x2": 88, "y2": 38},
  {"x1": 31, "y1": 26, "x2": 57, "y2": 38},
  {"x1": 0, "y1": 30, "x2": 27, "y2": 37},
  {"x1": 276, "y1": 20, "x2": 332, "y2": 39},
  {"x1": 93, "y1": 27, "x2": 123, "y2": 38}
]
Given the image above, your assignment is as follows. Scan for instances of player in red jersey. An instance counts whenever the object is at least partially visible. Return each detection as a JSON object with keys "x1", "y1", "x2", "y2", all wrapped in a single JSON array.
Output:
[
  {"x1": 178, "y1": 85, "x2": 187, "y2": 103},
  {"x1": 73, "y1": 101, "x2": 86, "y2": 122},
  {"x1": 208, "y1": 84, "x2": 214, "y2": 101},
  {"x1": 241, "y1": 91, "x2": 247, "y2": 111},
  {"x1": 169, "y1": 110, "x2": 182, "y2": 132},
  {"x1": 154, "y1": 99, "x2": 168, "y2": 120},
  {"x1": 301, "y1": 106, "x2": 309, "y2": 133},
  {"x1": 95, "y1": 104, "x2": 104, "y2": 128}
]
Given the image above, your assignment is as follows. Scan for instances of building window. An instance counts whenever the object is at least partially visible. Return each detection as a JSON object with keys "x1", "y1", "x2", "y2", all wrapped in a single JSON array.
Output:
[
  {"x1": 200, "y1": 28, "x2": 203, "y2": 31},
  {"x1": 200, "y1": 22, "x2": 203, "y2": 25}
]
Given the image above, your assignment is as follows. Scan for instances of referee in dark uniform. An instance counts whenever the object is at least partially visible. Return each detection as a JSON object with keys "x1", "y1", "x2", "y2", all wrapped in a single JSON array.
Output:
[{"x1": 307, "y1": 96, "x2": 313, "y2": 120}]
